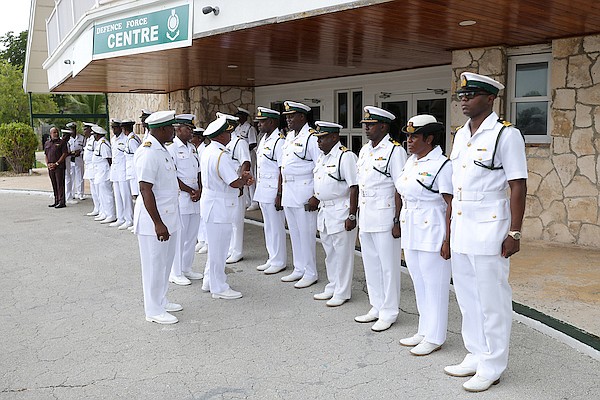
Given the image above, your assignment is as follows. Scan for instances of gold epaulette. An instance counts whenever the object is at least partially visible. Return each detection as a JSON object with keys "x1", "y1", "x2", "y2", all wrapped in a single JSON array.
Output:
[
  {"x1": 498, "y1": 119, "x2": 513, "y2": 127},
  {"x1": 340, "y1": 145, "x2": 349, "y2": 152},
  {"x1": 389, "y1": 138, "x2": 402, "y2": 146},
  {"x1": 279, "y1": 132, "x2": 286, "y2": 139},
  {"x1": 143, "y1": 141, "x2": 152, "y2": 147},
  {"x1": 308, "y1": 128, "x2": 317, "y2": 135}
]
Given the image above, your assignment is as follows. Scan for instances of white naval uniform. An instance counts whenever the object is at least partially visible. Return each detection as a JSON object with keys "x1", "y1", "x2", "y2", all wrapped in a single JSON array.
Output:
[
  {"x1": 234, "y1": 121, "x2": 258, "y2": 207},
  {"x1": 110, "y1": 133, "x2": 133, "y2": 224},
  {"x1": 395, "y1": 145, "x2": 452, "y2": 346},
  {"x1": 313, "y1": 143, "x2": 358, "y2": 301},
  {"x1": 226, "y1": 135, "x2": 251, "y2": 260},
  {"x1": 280, "y1": 123, "x2": 320, "y2": 281},
  {"x1": 450, "y1": 112, "x2": 527, "y2": 381},
  {"x1": 357, "y1": 134, "x2": 407, "y2": 323},
  {"x1": 253, "y1": 128, "x2": 287, "y2": 269},
  {"x1": 196, "y1": 142, "x2": 208, "y2": 246},
  {"x1": 65, "y1": 134, "x2": 85, "y2": 201},
  {"x1": 125, "y1": 132, "x2": 141, "y2": 196},
  {"x1": 92, "y1": 137, "x2": 115, "y2": 219},
  {"x1": 133, "y1": 134, "x2": 181, "y2": 317},
  {"x1": 200, "y1": 141, "x2": 240, "y2": 294},
  {"x1": 167, "y1": 136, "x2": 201, "y2": 278},
  {"x1": 83, "y1": 136, "x2": 99, "y2": 213}
]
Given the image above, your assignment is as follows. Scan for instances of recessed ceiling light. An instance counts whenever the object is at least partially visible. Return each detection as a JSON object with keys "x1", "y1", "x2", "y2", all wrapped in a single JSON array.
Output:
[
  {"x1": 459, "y1": 20, "x2": 476, "y2": 26},
  {"x1": 227, "y1": 64, "x2": 238, "y2": 69}
]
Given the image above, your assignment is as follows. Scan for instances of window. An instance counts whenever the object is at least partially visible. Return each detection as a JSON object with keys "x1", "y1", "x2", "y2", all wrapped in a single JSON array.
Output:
[
  {"x1": 508, "y1": 53, "x2": 551, "y2": 143},
  {"x1": 336, "y1": 89, "x2": 363, "y2": 154}
]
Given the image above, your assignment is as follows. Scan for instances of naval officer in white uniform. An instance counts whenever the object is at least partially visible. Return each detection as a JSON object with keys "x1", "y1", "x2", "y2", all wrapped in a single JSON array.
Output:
[
  {"x1": 65, "y1": 122, "x2": 85, "y2": 203},
  {"x1": 395, "y1": 115, "x2": 453, "y2": 356},
  {"x1": 354, "y1": 106, "x2": 407, "y2": 332},
  {"x1": 109, "y1": 119, "x2": 133, "y2": 229},
  {"x1": 200, "y1": 116, "x2": 254, "y2": 299},
  {"x1": 253, "y1": 107, "x2": 287, "y2": 275},
  {"x1": 278, "y1": 101, "x2": 320, "y2": 288},
  {"x1": 444, "y1": 72, "x2": 527, "y2": 392},
  {"x1": 133, "y1": 110, "x2": 182, "y2": 324},
  {"x1": 91, "y1": 125, "x2": 116, "y2": 224},
  {"x1": 309, "y1": 121, "x2": 358, "y2": 307},
  {"x1": 123, "y1": 119, "x2": 141, "y2": 199},
  {"x1": 83, "y1": 122, "x2": 100, "y2": 216},
  {"x1": 167, "y1": 114, "x2": 203, "y2": 285}
]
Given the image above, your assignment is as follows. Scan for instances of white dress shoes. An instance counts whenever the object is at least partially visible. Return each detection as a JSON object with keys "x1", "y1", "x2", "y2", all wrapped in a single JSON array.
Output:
[
  {"x1": 201, "y1": 281, "x2": 210, "y2": 292},
  {"x1": 326, "y1": 298, "x2": 347, "y2": 307},
  {"x1": 183, "y1": 271, "x2": 203, "y2": 280},
  {"x1": 294, "y1": 277, "x2": 317, "y2": 289},
  {"x1": 101, "y1": 217, "x2": 118, "y2": 224},
  {"x1": 410, "y1": 341, "x2": 442, "y2": 356},
  {"x1": 256, "y1": 262, "x2": 271, "y2": 271},
  {"x1": 313, "y1": 292, "x2": 334, "y2": 300},
  {"x1": 264, "y1": 265, "x2": 286, "y2": 275},
  {"x1": 444, "y1": 364, "x2": 477, "y2": 377},
  {"x1": 164, "y1": 302, "x2": 183, "y2": 312},
  {"x1": 354, "y1": 313, "x2": 378, "y2": 323},
  {"x1": 108, "y1": 219, "x2": 124, "y2": 227},
  {"x1": 146, "y1": 312, "x2": 178, "y2": 324},
  {"x1": 225, "y1": 255, "x2": 243, "y2": 264},
  {"x1": 281, "y1": 271, "x2": 303, "y2": 282},
  {"x1": 400, "y1": 334, "x2": 425, "y2": 347},
  {"x1": 86, "y1": 210, "x2": 99, "y2": 216},
  {"x1": 169, "y1": 274, "x2": 192, "y2": 286},
  {"x1": 371, "y1": 320, "x2": 393, "y2": 332},
  {"x1": 118, "y1": 221, "x2": 133, "y2": 230},
  {"x1": 463, "y1": 375, "x2": 500, "y2": 392},
  {"x1": 246, "y1": 203, "x2": 260, "y2": 211},
  {"x1": 198, "y1": 245, "x2": 208, "y2": 254},
  {"x1": 212, "y1": 288, "x2": 242, "y2": 300},
  {"x1": 194, "y1": 242, "x2": 205, "y2": 252},
  {"x1": 94, "y1": 214, "x2": 106, "y2": 221}
]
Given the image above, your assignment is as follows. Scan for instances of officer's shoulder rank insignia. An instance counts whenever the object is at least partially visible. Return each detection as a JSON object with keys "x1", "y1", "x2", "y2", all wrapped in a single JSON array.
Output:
[
  {"x1": 340, "y1": 145, "x2": 349, "y2": 152},
  {"x1": 389, "y1": 138, "x2": 402, "y2": 146},
  {"x1": 498, "y1": 119, "x2": 513, "y2": 127},
  {"x1": 143, "y1": 141, "x2": 152, "y2": 147},
  {"x1": 308, "y1": 128, "x2": 317, "y2": 136},
  {"x1": 279, "y1": 132, "x2": 286, "y2": 139}
]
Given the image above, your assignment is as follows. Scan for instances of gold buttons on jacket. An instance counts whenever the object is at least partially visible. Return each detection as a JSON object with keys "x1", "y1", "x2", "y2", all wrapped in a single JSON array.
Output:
[{"x1": 457, "y1": 211, "x2": 462, "y2": 215}]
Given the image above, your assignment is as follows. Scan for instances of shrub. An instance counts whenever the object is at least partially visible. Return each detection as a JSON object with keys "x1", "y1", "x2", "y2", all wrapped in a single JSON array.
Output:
[{"x1": 0, "y1": 122, "x2": 38, "y2": 173}]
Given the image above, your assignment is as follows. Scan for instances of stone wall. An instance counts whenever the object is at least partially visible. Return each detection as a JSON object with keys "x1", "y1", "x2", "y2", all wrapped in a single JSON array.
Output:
[
  {"x1": 451, "y1": 36, "x2": 600, "y2": 248},
  {"x1": 107, "y1": 93, "x2": 168, "y2": 135}
]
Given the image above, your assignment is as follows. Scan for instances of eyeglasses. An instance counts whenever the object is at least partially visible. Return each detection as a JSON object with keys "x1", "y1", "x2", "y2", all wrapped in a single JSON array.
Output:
[{"x1": 455, "y1": 91, "x2": 488, "y2": 101}]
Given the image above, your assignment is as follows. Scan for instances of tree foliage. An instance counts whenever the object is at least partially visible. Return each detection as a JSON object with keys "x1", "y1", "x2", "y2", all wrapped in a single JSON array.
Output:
[
  {"x1": 0, "y1": 122, "x2": 38, "y2": 173},
  {"x1": 0, "y1": 60, "x2": 57, "y2": 125},
  {"x1": 0, "y1": 31, "x2": 27, "y2": 72}
]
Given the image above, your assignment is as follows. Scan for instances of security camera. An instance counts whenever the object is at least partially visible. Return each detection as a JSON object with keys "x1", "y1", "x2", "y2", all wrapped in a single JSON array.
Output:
[{"x1": 202, "y1": 6, "x2": 219, "y2": 15}]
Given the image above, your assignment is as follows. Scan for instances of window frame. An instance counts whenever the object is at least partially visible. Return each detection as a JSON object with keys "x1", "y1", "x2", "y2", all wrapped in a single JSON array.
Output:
[{"x1": 507, "y1": 52, "x2": 552, "y2": 144}]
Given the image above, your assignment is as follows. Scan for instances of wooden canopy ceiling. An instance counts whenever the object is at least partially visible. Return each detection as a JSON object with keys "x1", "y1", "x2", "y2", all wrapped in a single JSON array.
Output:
[{"x1": 54, "y1": 0, "x2": 600, "y2": 93}]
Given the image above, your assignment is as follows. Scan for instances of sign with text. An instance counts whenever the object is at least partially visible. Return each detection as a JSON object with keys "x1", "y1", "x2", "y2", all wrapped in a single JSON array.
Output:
[{"x1": 93, "y1": 3, "x2": 192, "y2": 58}]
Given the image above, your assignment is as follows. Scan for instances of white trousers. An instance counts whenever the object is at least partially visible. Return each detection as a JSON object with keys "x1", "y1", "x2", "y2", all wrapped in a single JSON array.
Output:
[
  {"x1": 359, "y1": 230, "x2": 401, "y2": 323},
  {"x1": 137, "y1": 231, "x2": 178, "y2": 317},
  {"x1": 88, "y1": 179, "x2": 100, "y2": 213},
  {"x1": 259, "y1": 202, "x2": 287, "y2": 268},
  {"x1": 284, "y1": 206, "x2": 317, "y2": 280},
  {"x1": 245, "y1": 151, "x2": 257, "y2": 206},
  {"x1": 113, "y1": 180, "x2": 133, "y2": 223},
  {"x1": 97, "y1": 180, "x2": 115, "y2": 219},
  {"x1": 197, "y1": 216, "x2": 207, "y2": 245},
  {"x1": 404, "y1": 249, "x2": 451, "y2": 345},
  {"x1": 451, "y1": 252, "x2": 512, "y2": 381},
  {"x1": 204, "y1": 221, "x2": 233, "y2": 294},
  {"x1": 320, "y1": 225, "x2": 357, "y2": 300},
  {"x1": 128, "y1": 178, "x2": 139, "y2": 196},
  {"x1": 228, "y1": 195, "x2": 245, "y2": 259},
  {"x1": 172, "y1": 213, "x2": 201, "y2": 276},
  {"x1": 66, "y1": 160, "x2": 83, "y2": 199}
]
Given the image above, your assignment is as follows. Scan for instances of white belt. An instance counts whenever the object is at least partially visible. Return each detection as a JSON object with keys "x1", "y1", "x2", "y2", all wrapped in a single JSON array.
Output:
[
  {"x1": 202, "y1": 188, "x2": 238, "y2": 201},
  {"x1": 180, "y1": 177, "x2": 198, "y2": 186},
  {"x1": 259, "y1": 173, "x2": 276, "y2": 179},
  {"x1": 319, "y1": 199, "x2": 345, "y2": 207},
  {"x1": 402, "y1": 199, "x2": 445, "y2": 209},
  {"x1": 283, "y1": 173, "x2": 313, "y2": 183},
  {"x1": 360, "y1": 187, "x2": 394, "y2": 197},
  {"x1": 455, "y1": 190, "x2": 508, "y2": 201}
]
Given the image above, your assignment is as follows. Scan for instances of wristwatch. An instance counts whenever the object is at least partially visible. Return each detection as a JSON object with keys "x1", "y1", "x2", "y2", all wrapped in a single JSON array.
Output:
[
  {"x1": 393, "y1": 217, "x2": 400, "y2": 224},
  {"x1": 508, "y1": 231, "x2": 522, "y2": 240},
  {"x1": 348, "y1": 214, "x2": 356, "y2": 221}
]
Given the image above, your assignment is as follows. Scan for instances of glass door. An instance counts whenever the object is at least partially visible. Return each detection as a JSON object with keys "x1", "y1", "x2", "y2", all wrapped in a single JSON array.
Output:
[{"x1": 381, "y1": 94, "x2": 410, "y2": 148}]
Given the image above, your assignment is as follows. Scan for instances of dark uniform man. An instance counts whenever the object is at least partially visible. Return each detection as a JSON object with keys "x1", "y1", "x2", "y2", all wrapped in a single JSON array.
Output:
[{"x1": 44, "y1": 127, "x2": 69, "y2": 208}]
